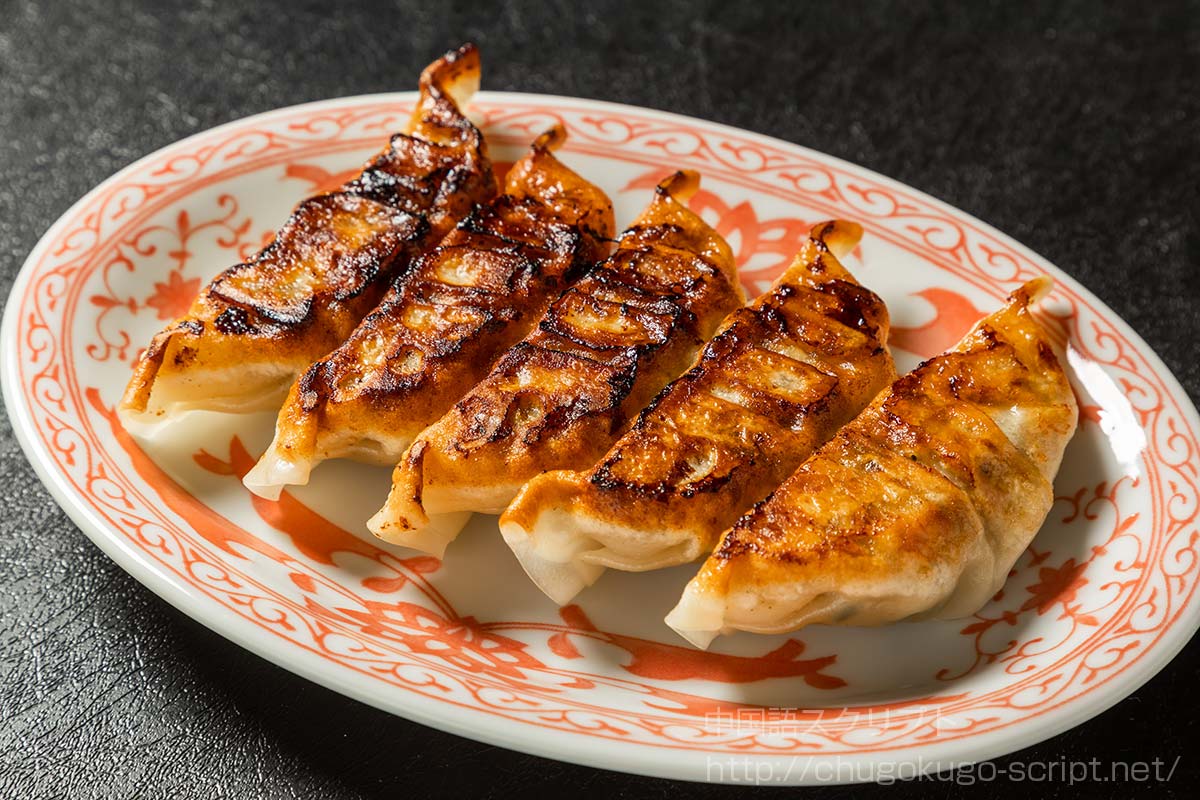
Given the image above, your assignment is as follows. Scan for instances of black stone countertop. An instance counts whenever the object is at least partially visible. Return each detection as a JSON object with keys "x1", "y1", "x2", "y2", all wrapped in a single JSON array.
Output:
[{"x1": 2, "y1": 1, "x2": 1197, "y2": 797}]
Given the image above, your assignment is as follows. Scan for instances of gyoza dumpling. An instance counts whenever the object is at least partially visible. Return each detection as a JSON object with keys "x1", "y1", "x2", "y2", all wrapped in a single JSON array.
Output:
[
  {"x1": 120, "y1": 44, "x2": 496, "y2": 424},
  {"x1": 242, "y1": 126, "x2": 615, "y2": 499},
  {"x1": 500, "y1": 221, "x2": 896, "y2": 603},
  {"x1": 368, "y1": 171, "x2": 746, "y2": 556},
  {"x1": 666, "y1": 277, "x2": 1078, "y2": 648}
]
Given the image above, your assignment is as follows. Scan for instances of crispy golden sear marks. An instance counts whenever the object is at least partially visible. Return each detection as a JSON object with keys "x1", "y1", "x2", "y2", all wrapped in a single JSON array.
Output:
[
  {"x1": 668, "y1": 278, "x2": 1078, "y2": 647},
  {"x1": 498, "y1": 221, "x2": 897, "y2": 604},
  {"x1": 589, "y1": 225, "x2": 891, "y2": 507},
  {"x1": 121, "y1": 44, "x2": 496, "y2": 419},
  {"x1": 369, "y1": 171, "x2": 746, "y2": 554},
  {"x1": 208, "y1": 193, "x2": 428, "y2": 326},
  {"x1": 242, "y1": 126, "x2": 616, "y2": 495}
]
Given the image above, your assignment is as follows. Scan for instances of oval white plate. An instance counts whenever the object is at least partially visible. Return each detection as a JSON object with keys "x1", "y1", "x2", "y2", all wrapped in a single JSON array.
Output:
[{"x1": 4, "y1": 92, "x2": 1199, "y2": 785}]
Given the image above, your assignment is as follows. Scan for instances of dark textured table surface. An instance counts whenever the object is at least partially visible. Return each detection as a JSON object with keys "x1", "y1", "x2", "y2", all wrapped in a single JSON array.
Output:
[{"x1": 2, "y1": 1, "x2": 1198, "y2": 797}]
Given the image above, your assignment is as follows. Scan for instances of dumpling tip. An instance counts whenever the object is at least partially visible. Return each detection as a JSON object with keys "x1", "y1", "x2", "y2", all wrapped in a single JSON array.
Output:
[
  {"x1": 1013, "y1": 275, "x2": 1054, "y2": 306},
  {"x1": 500, "y1": 521, "x2": 602, "y2": 605}
]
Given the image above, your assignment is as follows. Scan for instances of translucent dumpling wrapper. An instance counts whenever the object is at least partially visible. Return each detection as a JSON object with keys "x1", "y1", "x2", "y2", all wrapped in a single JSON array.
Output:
[
  {"x1": 499, "y1": 220, "x2": 896, "y2": 604},
  {"x1": 666, "y1": 277, "x2": 1079, "y2": 649}
]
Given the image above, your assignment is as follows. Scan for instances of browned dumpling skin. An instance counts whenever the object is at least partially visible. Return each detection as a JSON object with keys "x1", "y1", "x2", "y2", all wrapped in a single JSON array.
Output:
[
  {"x1": 120, "y1": 44, "x2": 497, "y2": 423},
  {"x1": 368, "y1": 171, "x2": 746, "y2": 555},
  {"x1": 499, "y1": 220, "x2": 896, "y2": 603},
  {"x1": 242, "y1": 126, "x2": 615, "y2": 499},
  {"x1": 667, "y1": 277, "x2": 1079, "y2": 648}
]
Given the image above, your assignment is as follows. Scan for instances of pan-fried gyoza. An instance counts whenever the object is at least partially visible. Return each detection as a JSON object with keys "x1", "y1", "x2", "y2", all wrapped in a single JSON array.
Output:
[
  {"x1": 121, "y1": 44, "x2": 496, "y2": 423},
  {"x1": 666, "y1": 278, "x2": 1078, "y2": 649},
  {"x1": 500, "y1": 221, "x2": 896, "y2": 604},
  {"x1": 243, "y1": 126, "x2": 615, "y2": 499},
  {"x1": 368, "y1": 171, "x2": 746, "y2": 556}
]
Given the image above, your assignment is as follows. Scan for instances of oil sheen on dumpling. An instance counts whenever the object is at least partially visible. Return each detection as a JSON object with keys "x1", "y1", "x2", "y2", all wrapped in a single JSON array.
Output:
[
  {"x1": 499, "y1": 220, "x2": 896, "y2": 604},
  {"x1": 120, "y1": 44, "x2": 496, "y2": 425},
  {"x1": 242, "y1": 125, "x2": 615, "y2": 499},
  {"x1": 368, "y1": 171, "x2": 746, "y2": 556},
  {"x1": 666, "y1": 277, "x2": 1078, "y2": 648}
]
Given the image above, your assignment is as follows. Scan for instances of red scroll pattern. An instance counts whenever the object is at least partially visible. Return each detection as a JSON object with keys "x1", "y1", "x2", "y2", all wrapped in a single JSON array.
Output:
[{"x1": 9, "y1": 96, "x2": 1199, "y2": 757}]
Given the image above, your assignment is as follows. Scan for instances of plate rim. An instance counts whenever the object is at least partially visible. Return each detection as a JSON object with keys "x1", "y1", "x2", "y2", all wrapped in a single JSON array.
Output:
[{"x1": 4, "y1": 89, "x2": 1199, "y2": 785}]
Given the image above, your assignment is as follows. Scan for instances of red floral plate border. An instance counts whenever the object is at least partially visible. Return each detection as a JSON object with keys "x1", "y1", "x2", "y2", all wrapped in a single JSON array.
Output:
[{"x1": 3, "y1": 92, "x2": 1199, "y2": 784}]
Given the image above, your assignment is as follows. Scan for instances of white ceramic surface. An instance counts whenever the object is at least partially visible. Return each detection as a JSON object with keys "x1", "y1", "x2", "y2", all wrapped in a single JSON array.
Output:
[{"x1": 4, "y1": 92, "x2": 1199, "y2": 784}]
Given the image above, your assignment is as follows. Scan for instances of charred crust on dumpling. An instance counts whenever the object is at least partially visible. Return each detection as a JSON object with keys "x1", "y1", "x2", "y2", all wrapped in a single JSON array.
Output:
[
  {"x1": 213, "y1": 307, "x2": 253, "y2": 335},
  {"x1": 207, "y1": 194, "x2": 431, "y2": 328},
  {"x1": 371, "y1": 168, "x2": 742, "y2": 547},
  {"x1": 121, "y1": 45, "x2": 499, "y2": 418},
  {"x1": 704, "y1": 278, "x2": 1075, "y2": 618},
  {"x1": 290, "y1": 198, "x2": 603, "y2": 414},
  {"x1": 172, "y1": 345, "x2": 198, "y2": 368},
  {"x1": 497, "y1": 221, "x2": 900, "y2": 581},
  {"x1": 816, "y1": 278, "x2": 884, "y2": 338},
  {"x1": 571, "y1": 241, "x2": 895, "y2": 509}
]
